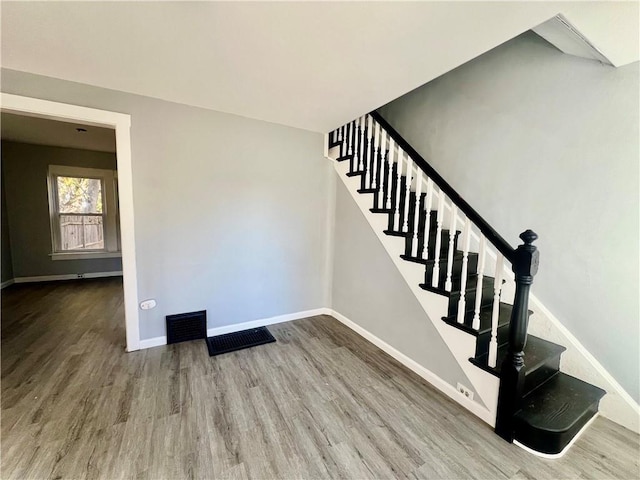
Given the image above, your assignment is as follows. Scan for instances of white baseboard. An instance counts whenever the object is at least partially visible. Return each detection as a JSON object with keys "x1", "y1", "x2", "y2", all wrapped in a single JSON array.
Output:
[
  {"x1": 139, "y1": 335, "x2": 168, "y2": 349},
  {"x1": 13, "y1": 271, "x2": 123, "y2": 283},
  {"x1": 206, "y1": 308, "x2": 331, "y2": 336},
  {"x1": 1, "y1": 279, "x2": 15, "y2": 289},
  {"x1": 329, "y1": 308, "x2": 495, "y2": 425},
  {"x1": 138, "y1": 307, "x2": 332, "y2": 350}
]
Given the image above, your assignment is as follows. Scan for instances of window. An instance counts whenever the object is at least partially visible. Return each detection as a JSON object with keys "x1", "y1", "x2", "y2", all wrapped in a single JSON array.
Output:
[{"x1": 47, "y1": 165, "x2": 120, "y2": 260}]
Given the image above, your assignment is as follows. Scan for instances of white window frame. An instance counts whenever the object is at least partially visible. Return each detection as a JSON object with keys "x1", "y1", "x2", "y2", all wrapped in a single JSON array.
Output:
[{"x1": 47, "y1": 164, "x2": 121, "y2": 260}]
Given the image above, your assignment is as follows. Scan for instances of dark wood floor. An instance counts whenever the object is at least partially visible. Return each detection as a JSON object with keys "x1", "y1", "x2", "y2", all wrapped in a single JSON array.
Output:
[{"x1": 2, "y1": 278, "x2": 639, "y2": 479}]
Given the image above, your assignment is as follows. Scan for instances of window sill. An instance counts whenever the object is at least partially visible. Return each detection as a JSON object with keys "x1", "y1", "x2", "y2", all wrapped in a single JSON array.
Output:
[{"x1": 50, "y1": 252, "x2": 122, "y2": 261}]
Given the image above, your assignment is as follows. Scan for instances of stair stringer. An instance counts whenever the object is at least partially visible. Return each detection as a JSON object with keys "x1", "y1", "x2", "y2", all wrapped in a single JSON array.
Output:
[{"x1": 332, "y1": 159, "x2": 499, "y2": 426}]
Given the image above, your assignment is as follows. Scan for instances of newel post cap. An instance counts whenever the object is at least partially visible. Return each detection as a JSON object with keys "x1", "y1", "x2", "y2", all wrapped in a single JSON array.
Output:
[
  {"x1": 513, "y1": 230, "x2": 540, "y2": 278},
  {"x1": 519, "y1": 229, "x2": 538, "y2": 245}
]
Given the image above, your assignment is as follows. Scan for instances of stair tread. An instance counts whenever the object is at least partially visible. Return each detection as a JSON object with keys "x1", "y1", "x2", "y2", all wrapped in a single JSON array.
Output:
[
  {"x1": 515, "y1": 372, "x2": 605, "y2": 433},
  {"x1": 498, "y1": 335, "x2": 566, "y2": 375},
  {"x1": 429, "y1": 249, "x2": 476, "y2": 262},
  {"x1": 442, "y1": 302, "x2": 515, "y2": 335},
  {"x1": 471, "y1": 334, "x2": 565, "y2": 376},
  {"x1": 449, "y1": 274, "x2": 497, "y2": 295},
  {"x1": 419, "y1": 274, "x2": 496, "y2": 298}
]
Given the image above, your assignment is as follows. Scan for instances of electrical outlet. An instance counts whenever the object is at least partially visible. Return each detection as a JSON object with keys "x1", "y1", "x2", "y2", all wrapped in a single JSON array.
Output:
[
  {"x1": 456, "y1": 383, "x2": 474, "y2": 401},
  {"x1": 140, "y1": 299, "x2": 157, "y2": 310},
  {"x1": 77, "y1": 273, "x2": 85, "y2": 279}
]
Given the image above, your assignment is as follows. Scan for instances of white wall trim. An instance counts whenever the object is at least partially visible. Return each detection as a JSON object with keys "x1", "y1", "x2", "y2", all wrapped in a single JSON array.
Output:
[
  {"x1": 0, "y1": 93, "x2": 140, "y2": 352},
  {"x1": 138, "y1": 308, "x2": 332, "y2": 350},
  {"x1": 329, "y1": 308, "x2": 495, "y2": 425},
  {"x1": 1, "y1": 279, "x2": 15, "y2": 289},
  {"x1": 13, "y1": 271, "x2": 123, "y2": 283}
]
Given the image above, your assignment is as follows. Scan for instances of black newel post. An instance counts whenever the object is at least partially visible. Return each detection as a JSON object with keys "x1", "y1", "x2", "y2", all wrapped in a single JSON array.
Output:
[{"x1": 495, "y1": 230, "x2": 539, "y2": 441}]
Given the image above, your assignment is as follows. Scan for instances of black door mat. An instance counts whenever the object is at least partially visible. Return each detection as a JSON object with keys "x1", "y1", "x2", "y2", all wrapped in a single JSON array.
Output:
[{"x1": 206, "y1": 326, "x2": 276, "y2": 356}]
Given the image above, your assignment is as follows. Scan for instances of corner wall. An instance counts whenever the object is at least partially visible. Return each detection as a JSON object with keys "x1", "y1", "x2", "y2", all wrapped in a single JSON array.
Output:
[
  {"x1": 378, "y1": 32, "x2": 640, "y2": 402},
  {"x1": 1, "y1": 69, "x2": 333, "y2": 340}
]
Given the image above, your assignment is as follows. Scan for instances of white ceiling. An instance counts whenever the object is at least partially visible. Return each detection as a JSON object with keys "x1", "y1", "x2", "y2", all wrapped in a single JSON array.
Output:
[
  {"x1": 2, "y1": 2, "x2": 638, "y2": 133},
  {"x1": 1, "y1": 112, "x2": 116, "y2": 153}
]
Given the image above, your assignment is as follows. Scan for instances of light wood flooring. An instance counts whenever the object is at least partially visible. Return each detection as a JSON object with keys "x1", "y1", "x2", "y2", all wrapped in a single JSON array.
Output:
[{"x1": 2, "y1": 278, "x2": 639, "y2": 479}]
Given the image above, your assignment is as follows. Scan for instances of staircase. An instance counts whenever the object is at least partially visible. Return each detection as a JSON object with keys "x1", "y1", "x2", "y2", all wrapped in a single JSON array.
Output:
[{"x1": 328, "y1": 112, "x2": 605, "y2": 457}]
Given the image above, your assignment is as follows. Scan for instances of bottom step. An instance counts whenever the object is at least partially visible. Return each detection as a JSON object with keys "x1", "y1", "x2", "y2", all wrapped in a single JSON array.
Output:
[{"x1": 514, "y1": 372, "x2": 605, "y2": 455}]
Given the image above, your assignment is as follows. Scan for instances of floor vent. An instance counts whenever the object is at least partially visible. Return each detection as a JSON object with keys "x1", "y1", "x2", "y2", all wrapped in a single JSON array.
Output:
[
  {"x1": 166, "y1": 310, "x2": 206, "y2": 344},
  {"x1": 206, "y1": 326, "x2": 276, "y2": 356}
]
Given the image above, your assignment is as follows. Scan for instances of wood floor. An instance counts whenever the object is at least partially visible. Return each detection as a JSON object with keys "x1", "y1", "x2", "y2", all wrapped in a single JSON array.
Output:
[{"x1": 2, "y1": 279, "x2": 639, "y2": 480}]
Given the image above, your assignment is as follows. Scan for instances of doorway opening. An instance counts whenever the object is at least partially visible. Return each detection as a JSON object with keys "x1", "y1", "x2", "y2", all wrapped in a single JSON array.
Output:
[{"x1": 1, "y1": 94, "x2": 139, "y2": 351}]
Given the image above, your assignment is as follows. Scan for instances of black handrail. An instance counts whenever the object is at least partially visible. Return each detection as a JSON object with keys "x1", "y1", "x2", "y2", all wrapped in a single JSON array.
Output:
[{"x1": 371, "y1": 110, "x2": 515, "y2": 263}]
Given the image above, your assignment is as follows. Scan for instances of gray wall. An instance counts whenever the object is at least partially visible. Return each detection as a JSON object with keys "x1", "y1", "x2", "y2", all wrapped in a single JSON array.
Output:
[
  {"x1": 1, "y1": 169, "x2": 13, "y2": 282},
  {"x1": 332, "y1": 177, "x2": 479, "y2": 400},
  {"x1": 2, "y1": 141, "x2": 122, "y2": 278},
  {"x1": 1, "y1": 69, "x2": 332, "y2": 340},
  {"x1": 379, "y1": 32, "x2": 640, "y2": 401}
]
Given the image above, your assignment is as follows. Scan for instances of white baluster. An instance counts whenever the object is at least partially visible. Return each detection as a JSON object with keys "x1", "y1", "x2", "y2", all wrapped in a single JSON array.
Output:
[
  {"x1": 365, "y1": 116, "x2": 373, "y2": 188},
  {"x1": 471, "y1": 234, "x2": 487, "y2": 330},
  {"x1": 444, "y1": 204, "x2": 458, "y2": 292},
  {"x1": 432, "y1": 190, "x2": 444, "y2": 288},
  {"x1": 402, "y1": 156, "x2": 413, "y2": 232},
  {"x1": 337, "y1": 126, "x2": 342, "y2": 142},
  {"x1": 372, "y1": 121, "x2": 380, "y2": 190},
  {"x1": 411, "y1": 171, "x2": 423, "y2": 258},
  {"x1": 393, "y1": 148, "x2": 403, "y2": 231},
  {"x1": 385, "y1": 138, "x2": 395, "y2": 210},
  {"x1": 422, "y1": 178, "x2": 434, "y2": 260},
  {"x1": 358, "y1": 116, "x2": 366, "y2": 171},
  {"x1": 351, "y1": 119, "x2": 359, "y2": 170},
  {"x1": 377, "y1": 129, "x2": 389, "y2": 210},
  {"x1": 456, "y1": 217, "x2": 472, "y2": 324},
  {"x1": 346, "y1": 122, "x2": 353, "y2": 157},
  {"x1": 488, "y1": 253, "x2": 504, "y2": 368}
]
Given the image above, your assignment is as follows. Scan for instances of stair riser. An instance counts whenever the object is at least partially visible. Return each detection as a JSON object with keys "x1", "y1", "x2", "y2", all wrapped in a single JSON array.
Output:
[
  {"x1": 408, "y1": 231, "x2": 459, "y2": 262},
  {"x1": 379, "y1": 170, "x2": 408, "y2": 230},
  {"x1": 402, "y1": 191, "x2": 426, "y2": 249},
  {"x1": 447, "y1": 281, "x2": 495, "y2": 317},
  {"x1": 514, "y1": 402, "x2": 600, "y2": 455},
  {"x1": 475, "y1": 323, "x2": 510, "y2": 358},
  {"x1": 358, "y1": 150, "x2": 387, "y2": 194},
  {"x1": 523, "y1": 354, "x2": 562, "y2": 397},
  {"x1": 372, "y1": 158, "x2": 394, "y2": 210},
  {"x1": 376, "y1": 171, "x2": 431, "y2": 236},
  {"x1": 424, "y1": 253, "x2": 479, "y2": 289}
]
